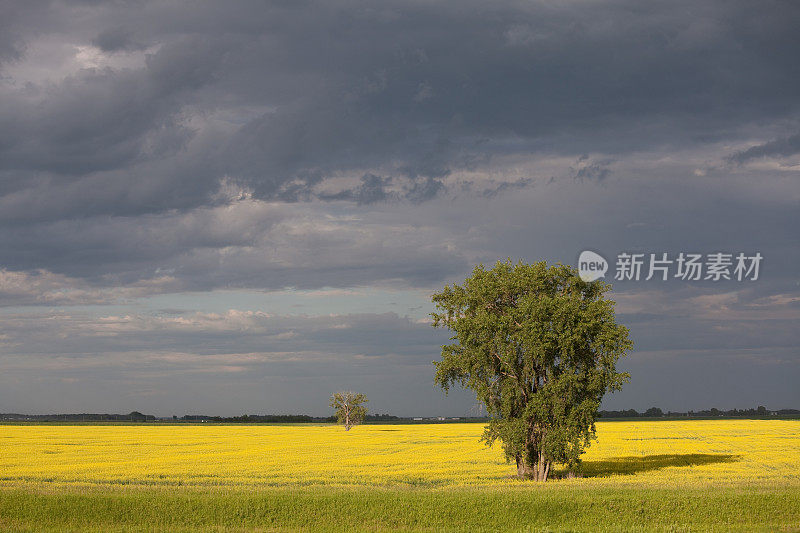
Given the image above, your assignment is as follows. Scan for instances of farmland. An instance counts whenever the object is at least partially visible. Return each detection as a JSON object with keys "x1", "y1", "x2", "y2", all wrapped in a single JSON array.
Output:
[{"x1": 1, "y1": 420, "x2": 799, "y2": 531}]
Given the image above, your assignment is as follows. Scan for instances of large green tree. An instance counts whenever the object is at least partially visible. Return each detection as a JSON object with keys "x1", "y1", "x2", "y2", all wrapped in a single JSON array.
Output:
[{"x1": 432, "y1": 260, "x2": 632, "y2": 481}]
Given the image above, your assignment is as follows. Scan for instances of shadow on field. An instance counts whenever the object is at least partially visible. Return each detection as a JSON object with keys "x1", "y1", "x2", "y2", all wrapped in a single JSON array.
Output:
[{"x1": 580, "y1": 453, "x2": 739, "y2": 477}]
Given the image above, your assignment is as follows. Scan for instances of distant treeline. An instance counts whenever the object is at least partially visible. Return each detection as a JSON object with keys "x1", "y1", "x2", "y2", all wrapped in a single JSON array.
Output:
[
  {"x1": 3, "y1": 408, "x2": 799, "y2": 423},
  {"x1": 178, "y1": 413, "x2": 404, "y2": 423},
  {"x1": 181, "y1": 414, "x2": 322, "y2": 423},
  {"x1": 0, "y1": 411, "x2": 156, "y2": 422},
  {"x1": 599, "y1": 406, "x2": 800, "y2": 418},
  {"x1": 0, "y1": 412, "x2": 408, "y2": 423}
]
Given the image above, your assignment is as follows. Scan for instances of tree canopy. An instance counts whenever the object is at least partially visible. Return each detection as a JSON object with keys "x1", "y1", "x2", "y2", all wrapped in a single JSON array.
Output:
[
  {"x1": 330, "y1": 391, "x2": 368, "y2": 431},
  {"x1": 432, "y1": 260, "x2": 632, "y2": 481}
]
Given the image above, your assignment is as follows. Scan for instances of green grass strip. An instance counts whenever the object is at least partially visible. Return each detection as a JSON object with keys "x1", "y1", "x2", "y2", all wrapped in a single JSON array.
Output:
[{"x1": 1, "y1": 485, "x2": 799, "y2": 532}]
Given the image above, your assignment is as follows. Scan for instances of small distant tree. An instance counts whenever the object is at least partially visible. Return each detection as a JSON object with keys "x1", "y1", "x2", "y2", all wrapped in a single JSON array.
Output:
[{"x1": 330, "y1": 391, "x2": 368, "y2": 430}]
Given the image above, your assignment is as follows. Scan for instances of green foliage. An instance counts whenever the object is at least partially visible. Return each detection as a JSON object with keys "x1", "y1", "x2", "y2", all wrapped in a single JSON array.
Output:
[
  {"x1": 330, "y1": 391, "x2": 368, "y2": 430},
  {"x1": 432, "y1": 260, "x2": 632, "y2": 479}
]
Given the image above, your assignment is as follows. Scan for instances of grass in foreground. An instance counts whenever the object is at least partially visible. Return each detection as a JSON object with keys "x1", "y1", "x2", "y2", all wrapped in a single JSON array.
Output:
[{"x1": 1, "y1": 485, "x2": 799, "y2": 532}]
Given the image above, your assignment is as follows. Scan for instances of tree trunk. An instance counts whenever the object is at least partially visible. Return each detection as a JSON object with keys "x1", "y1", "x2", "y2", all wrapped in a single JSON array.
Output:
[
  {"x1": 516, "y1": 456, "x2": 529, "y2": 478},
  {"x1": 517, "y1": 454, "x2": 550, "y2": 481},
  {"x1": 534, "y1": 455, "x2": 551, "y2": 482},
  {"x1": 516, "y1": 456, "x2": 536, "y2": 479}
]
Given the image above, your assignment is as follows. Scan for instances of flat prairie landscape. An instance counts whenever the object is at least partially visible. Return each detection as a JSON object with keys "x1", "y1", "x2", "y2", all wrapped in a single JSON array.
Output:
[{"x1": 1, "y1": 420, "x2": 799, "y2": 531}]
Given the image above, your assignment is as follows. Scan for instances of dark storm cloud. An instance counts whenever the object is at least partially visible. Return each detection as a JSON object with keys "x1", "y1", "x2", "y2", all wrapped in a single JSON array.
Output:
[
  {"x1": 728, "y1": 131, "x2": 800, "y2": 164},
  {"x1": 318, "y1": 174, "x2": 394, "y2": 204},
  {"x1": 2, "y1": 0, "x2": 800, "y2": 222},
  {"x1": 570, "y1": 156, "x2": 614, "y2": 183},
  {"x1": 0, "y1": 195, "x2": 469, "y2": 296},
  {"x1": 92, "y1": 27, "x2": 147, "y2": 53},
  {"x1": 1, "y1": 1, "x2": 799, "y2": 414},
  {"x1": 0, "y1": 310, "x2": 442, "y2": 361},
  {"x1": 0, "y1": 2, "x2": 51, "y2": 65}
]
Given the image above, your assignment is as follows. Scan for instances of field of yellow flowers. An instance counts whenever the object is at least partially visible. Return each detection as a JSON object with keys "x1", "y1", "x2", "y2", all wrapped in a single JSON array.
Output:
[
  {"x1": 1, "y1": 420, "x2": 799, "y2": 531},
  {"x1": 2, "y1": 420, "x2": 798, "y2": 489}
]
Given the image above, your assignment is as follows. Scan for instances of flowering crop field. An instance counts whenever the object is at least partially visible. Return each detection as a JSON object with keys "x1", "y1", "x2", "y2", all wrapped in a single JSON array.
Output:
[{"x1": 1, "y1": 420, "x2": 799, "y2": 531}]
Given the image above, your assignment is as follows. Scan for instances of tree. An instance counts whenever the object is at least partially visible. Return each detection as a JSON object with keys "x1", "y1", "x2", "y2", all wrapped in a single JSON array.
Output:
[
  {"x1": 431, "y1": 260, "x2": 632, "y2": 481},
  {"x1": 644, "y1": 407, "x2": 663, "y2": 418},
  {"x1": 330, "y1": 391, "x2": 368, "y2": 430}
]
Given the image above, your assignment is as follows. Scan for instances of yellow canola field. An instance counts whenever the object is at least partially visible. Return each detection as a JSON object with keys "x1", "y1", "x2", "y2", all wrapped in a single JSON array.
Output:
[{"x1": 1, "y1": 420, "x2": 798, "y2": 490}]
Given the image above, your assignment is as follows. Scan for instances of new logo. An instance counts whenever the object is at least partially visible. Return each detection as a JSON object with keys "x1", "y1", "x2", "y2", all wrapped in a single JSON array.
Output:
[{"x1": 578, "y1": 250, "x2": 608, "y2": 282}]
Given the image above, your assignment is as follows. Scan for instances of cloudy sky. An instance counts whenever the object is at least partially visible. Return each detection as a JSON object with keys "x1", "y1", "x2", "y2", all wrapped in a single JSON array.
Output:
[{"x1": 1, "y1": 0, "x2": 798, "y2": 417}]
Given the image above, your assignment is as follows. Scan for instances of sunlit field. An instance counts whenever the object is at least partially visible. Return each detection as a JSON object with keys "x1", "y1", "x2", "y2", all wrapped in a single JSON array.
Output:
[
  {"x1": 1, "y1": 420, "x2": 799, "y2": 531},
  {"x1": 2, "y1": 420, "x2": 799, "y2": 489}
]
